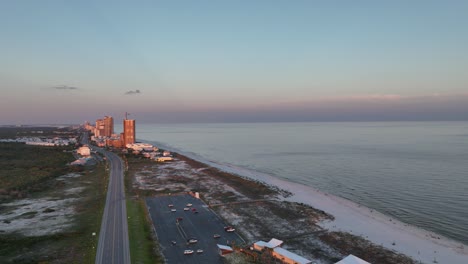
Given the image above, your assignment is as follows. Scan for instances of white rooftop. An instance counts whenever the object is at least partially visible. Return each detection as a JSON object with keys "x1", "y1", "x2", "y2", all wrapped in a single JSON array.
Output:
[
  {"x1": 254, "y1": 241, "x2": 269, "y2": 247},
  {"x1": 254, "y1": 238, "x2": 283, "y2": 249},
  {"x1": 335, "y1": 254, "x2": 371, "y2": 264},
  {"x1": 268, "y1": 238, "x2": 283, "y2": 247},
  {"x1": 217, "y1": 244, "x2": 233, "y2": 251},
  {"x1": 273, "y1": 247, "x2": 311, "y2": 264}
]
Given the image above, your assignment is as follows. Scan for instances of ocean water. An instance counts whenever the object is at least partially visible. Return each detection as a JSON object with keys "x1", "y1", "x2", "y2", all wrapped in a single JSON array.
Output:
[{"x1": 134, "y1": 121, "x2": 468, "y2": 245}]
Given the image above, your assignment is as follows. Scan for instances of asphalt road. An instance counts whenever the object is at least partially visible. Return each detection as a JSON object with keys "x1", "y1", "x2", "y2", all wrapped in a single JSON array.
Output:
[
  {"x1": 94, "y1": 147, "x2": 131, "y2": 264},
  {"x1": 146, "y1": 194, "x2": 244, "y2": 264}
]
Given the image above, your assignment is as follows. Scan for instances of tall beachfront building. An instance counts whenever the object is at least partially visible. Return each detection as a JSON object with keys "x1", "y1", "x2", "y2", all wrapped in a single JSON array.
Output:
[
  {"x1": 95, "y1": 119, "x2": 104, "y2": 137},
  {"x1": 103, "y1": 116, "x2": 114, "y2": 137},
  {"x1": 95, "y1": 116, "x2": 114, "y2": 137},
  {"x1": 123, "y1": 118, "x2": 135, "y2": 146}
]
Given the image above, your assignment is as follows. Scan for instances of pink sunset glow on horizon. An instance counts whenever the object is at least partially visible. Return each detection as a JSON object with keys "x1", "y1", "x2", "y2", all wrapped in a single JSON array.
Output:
[
  {"x1": 1, "y1": 92, "x2": 468, "y2": 125},
  {"x1": 1, "y1": 1, "x2": 468, "y2": 124}
]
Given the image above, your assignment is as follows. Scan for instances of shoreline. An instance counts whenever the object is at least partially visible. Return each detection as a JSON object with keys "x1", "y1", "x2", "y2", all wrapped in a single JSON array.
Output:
[{"x1": 144, "y1": 140, "x2": 468, "y2": 264}]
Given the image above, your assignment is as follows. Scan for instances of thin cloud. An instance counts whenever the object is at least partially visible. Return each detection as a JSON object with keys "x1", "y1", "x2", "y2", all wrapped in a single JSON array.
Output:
[
  {"x1": 125, "y1": 89, "x2": 141, "y2": 95},
  {"x1": 52, "y1": 85, "x2": 79, "y2": 90}
]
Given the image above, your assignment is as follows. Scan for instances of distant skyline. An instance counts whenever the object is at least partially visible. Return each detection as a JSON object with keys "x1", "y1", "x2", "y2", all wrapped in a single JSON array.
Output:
[{"x1": 1, "y1": 1, "x2": 468, "y2": 124}]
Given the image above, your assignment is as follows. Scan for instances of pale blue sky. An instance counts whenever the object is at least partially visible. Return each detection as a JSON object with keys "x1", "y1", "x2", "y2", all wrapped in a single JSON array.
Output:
[{"x1": 1, "y1": 1, "x2": 468, "y2": 124}]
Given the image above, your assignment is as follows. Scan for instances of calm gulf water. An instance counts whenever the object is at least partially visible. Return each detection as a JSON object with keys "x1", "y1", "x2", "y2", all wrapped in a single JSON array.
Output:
[{"x1": 134, "y1": 121, "x2": 468, "y2": 244}]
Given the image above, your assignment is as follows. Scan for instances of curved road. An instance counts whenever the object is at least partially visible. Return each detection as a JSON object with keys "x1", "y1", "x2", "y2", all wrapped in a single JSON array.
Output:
[{"x1": 93, "y1": 146, "x2": 131, "y2": 264}]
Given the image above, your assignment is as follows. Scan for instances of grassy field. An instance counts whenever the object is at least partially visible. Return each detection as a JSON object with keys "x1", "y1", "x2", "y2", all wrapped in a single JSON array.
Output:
[
  {"x1": 126, "y1": 198, "x2": 164, "y2": 264},
  {"x1": 0, "y1": 142, "x2": 108, "y2": 263},
  {"x1": 0, "y1": 142, "x2": 75, "y2": 197},
  {"x1": 124, "y1": 155, "x2": 164, "y2": 264}
]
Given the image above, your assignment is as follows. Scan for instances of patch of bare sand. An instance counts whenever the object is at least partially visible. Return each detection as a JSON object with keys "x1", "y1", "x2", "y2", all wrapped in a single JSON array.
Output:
[
  {"x1": 0, "y1": 197, "x2": 77, "y2": 236},
  {"x1": 0, "y1": 172, "x2": 87, "y2": 237}
]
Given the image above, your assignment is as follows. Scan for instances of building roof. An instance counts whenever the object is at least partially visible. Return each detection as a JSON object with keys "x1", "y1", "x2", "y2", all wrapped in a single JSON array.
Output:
[
  {"x1": 254, "y1": 241, "x2": 269, "y2": 247},
  {"x1": 268, "y1": 238, "x2": 283, "y2": 248},
  {"x1": 217, "y1": 244, "x2": 233, "y2": 251},
  {"x1": 254, "y1": 238, "x2": 283, "y2": 249},
  {"x1": 273, "y1": 247, "x2": 311, "y2": 264},
  {"x1": 335, "y1": 254, "x2": 371, "y2": 264}
]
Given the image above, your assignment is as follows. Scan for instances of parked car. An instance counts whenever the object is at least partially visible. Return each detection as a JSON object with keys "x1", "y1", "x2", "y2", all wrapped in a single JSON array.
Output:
[
  {"x1": 188, "y1": 238, "x2": 198, "y2": 244},
  {"x1": 213, "y1": 234, "x2": 221, "y2": 238},
  {"x1": 171, "y1": 209, "x2": 176, "y2": 212},
  {"x1": 196, "y1": 249, "x2": 203, "y2": 254},
  {"x1": 184, "y1": 250, "x2": 194, "y2": 255},
  {"x1": 168, "y1": 204, "x2": 174, "y2": 207},
  {"x1": 186, "y1": 203, "x2": 192, "y2": 207},
  {"x1": 224, "y1": 226, "x2": 235, "y2": 232},
  {"x1": 171, "y1": 240, "x2": 177, "y2": 245},
  {"x1": 183, "y1": 207, "x2": 190, "y2": 211}
]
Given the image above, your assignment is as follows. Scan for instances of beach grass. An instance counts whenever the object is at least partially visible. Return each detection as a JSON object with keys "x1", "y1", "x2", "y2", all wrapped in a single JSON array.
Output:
[
  {"x1": 126, "y1": 198, "x2": 163, "y2": 264},
  {"x1": 0, "y1": 141, "x2": 108, "y2": 263},
  {"x1": 124, "y1": 155, "x2": 163, "y2": 264}
]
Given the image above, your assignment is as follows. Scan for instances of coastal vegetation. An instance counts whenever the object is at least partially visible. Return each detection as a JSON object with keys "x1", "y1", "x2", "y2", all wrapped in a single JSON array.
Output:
[
  {"x1": 0, "y1": 126, "x2": 76, "y2": 139},
  {"x1": 0, "y1": 142, "x2": 74, "y2": 198},
  {"x1": 0, "y1": 137, "x2": 108, "y2": 263},
  {"x1": 124, "y1": 155, "x2": 164, "y2": 264},
  {"x1": 0, "y1": 165, "x2": 107, "y2": 263}
]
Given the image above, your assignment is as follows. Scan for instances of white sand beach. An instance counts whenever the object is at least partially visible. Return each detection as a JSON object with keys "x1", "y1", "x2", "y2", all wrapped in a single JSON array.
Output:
[{"x1": 196, "y1": 158, "x2": 468, "y2": 264}]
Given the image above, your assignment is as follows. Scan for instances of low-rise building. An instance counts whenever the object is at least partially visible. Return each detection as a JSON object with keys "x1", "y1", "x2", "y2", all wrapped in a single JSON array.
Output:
[
  {"x1": 253, "y1": 238, "x2": 284, "y2": 251},
  {"x1": 156, "y1": 157, "x2": 173, "y2": 162},
  {"x1": 217, "y1": 244, "x2": 234, "y2": 256},
  {"x1": 253, "y1": 238, "x2": 310, "y2": 264},
  {"x1": 77, "y1": 145, "x2": 91, "y2": 156},
  {"x1": 106, "y1": 138, "x2": 123, "y2": 148},
  {"x1": 272, "y1": 247, "x2": 312, "y2": 264},
  {"x1": 126, "y1": 143, "x2": 154, "y2": 152}
]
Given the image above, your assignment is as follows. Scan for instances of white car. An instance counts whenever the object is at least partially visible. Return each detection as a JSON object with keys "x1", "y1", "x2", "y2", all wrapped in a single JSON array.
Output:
[
  {"x1": 171, "y1": 209, "x2": 176, "y2": 212},
  {"x1": 188, "y1": 239, "x2": 198, "y2": 244},
  {"x1": 183, "y1": 207, "x2": 190, "y2": 211},
  {"x1": 226, "y1": 228, "x2": 235, "y2": 232},
  {"x1": 186, "y1": 203, "x2": 192, "y2": 207},
  {"x1": 184, "y1": 250, "x2": 194, "y2": 255},
  {"x1": 196, "y1": 249, "x2": 203, "y2": 254}
]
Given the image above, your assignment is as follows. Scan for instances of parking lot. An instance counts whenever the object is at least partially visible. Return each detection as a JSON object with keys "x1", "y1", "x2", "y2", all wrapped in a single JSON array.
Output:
[{"x1": 146, "y1": 194, "x2": 244, "y2": 264}]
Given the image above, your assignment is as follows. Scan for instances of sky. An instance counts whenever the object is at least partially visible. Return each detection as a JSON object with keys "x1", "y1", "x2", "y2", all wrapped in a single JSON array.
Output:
[{"x1": 1, "y1": 0, "x2": 468, "y2": 124}]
